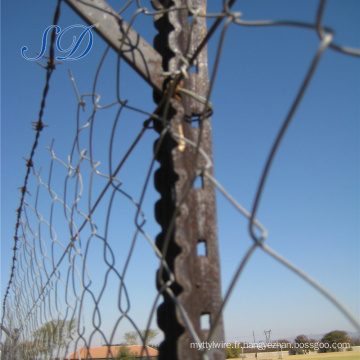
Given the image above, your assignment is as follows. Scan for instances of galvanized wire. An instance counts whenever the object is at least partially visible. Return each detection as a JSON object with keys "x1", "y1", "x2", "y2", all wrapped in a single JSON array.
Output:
[{"x1": 1, "y1": 1, "x2": 359, "y2": 359}]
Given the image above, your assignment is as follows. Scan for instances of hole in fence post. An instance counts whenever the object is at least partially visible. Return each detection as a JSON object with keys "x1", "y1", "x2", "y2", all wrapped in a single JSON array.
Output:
[
  {"x1": 188, "y1": 13, "x2": 193, "y2": 24},
  {"x1": 194, "y1": 174, "x2": 203, "y2": 189},
  {"x1": 197, "y1": 240, "x2": 207, "y2": 256},
  {"x1": 187, "y1": 113, "x2": 202, "y2": 128},
  {"x1": 200, "y1": 313, "x2": 211, "y2": 331},
  {"x1": 189, "y1": 64, "x2": 198, "y2": 74}
]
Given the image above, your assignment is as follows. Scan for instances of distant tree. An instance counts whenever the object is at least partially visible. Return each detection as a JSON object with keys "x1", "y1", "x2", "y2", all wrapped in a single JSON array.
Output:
[
  {"x1": 320, "y1": 330, "x2": 350, "y2": 352},
  {"x1": 115, "y1": 346, "x2": 135, "y2": 360},
  {"x1": 1, "y1": 306, "x2": 25, "y2": 360},
  {"x1": 124, "y1": 331, "x2": 139, "y2": 345},
  {"x1": 123, "y1": 329, "x2": 159, "y2": 345},
  {"x1": 1, "y1": 327, "x2": 21, "y2": 360},
  {"x1": 292, "y1": 335, "x2": 309, "y2": 355},
  {"x1": 225, "y1": 343, "x2": 241, "y2": 358},
  {"x1": 141, "y1": 329, "x2": 159, "y2": 344},
  {"x1": 294, "y1": 334, "x2": 309, "y2": 345},
  {"x1": 32, "y1": 319, "x2": 76, "y2": 359},
  {"x1": 351, "y1": 336, "x2": 360, "y2": 346}
]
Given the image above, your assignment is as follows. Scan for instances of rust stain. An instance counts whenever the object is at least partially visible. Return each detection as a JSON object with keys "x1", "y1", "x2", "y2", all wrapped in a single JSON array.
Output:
[{"x1": 178, "y1": 124, "x2": 186, "y2": 151}]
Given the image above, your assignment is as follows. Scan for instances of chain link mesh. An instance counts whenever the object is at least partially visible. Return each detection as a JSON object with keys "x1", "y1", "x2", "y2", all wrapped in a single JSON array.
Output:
[{"x1": 1, "y1": 1, "x2": 359, "y2": 359}]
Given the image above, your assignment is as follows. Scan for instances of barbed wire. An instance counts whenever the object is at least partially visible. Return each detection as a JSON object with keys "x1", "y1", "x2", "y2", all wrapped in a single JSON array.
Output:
[
  {"x1": 1, "y1": 1, "x2": 359, "y2": 359},
  {"x1": 0, "y1": 0, "x2": 63, "y2": 343}
]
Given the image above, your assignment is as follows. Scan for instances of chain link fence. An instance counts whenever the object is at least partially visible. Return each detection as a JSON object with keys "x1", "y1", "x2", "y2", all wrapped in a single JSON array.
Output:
[{"x1": 1, "y1": 1, "x2": 359, "y2": 359}]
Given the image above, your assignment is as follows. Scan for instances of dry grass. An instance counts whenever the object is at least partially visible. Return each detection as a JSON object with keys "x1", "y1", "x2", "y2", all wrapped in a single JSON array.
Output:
[
  {"x1": 285, "y1": 351, "x2": 360, "y2": 360},
  {"x1": 232, "y1": 350, "x2": 360, "y2": 360}
]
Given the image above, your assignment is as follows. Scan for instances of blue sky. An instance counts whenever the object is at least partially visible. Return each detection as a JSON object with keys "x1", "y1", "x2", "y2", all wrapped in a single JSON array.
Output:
[{"x1": 1, "y1": 0, "x2": 359, "y2": 347}]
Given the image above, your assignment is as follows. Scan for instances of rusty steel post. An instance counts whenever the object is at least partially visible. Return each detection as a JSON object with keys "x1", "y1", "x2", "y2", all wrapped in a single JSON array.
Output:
[
  {"x1": 64, "y1": 0, "x2": 164, "y2": 93},
  {"x1": 153, "y1": 1, "x2": 226, "y2": 359}
]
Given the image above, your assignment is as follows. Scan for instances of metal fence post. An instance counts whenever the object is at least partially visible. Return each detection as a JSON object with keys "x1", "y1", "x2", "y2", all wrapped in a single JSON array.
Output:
[{"x1": 152, "y1": 1, "x2": 226, "y2": 359}]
